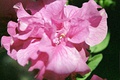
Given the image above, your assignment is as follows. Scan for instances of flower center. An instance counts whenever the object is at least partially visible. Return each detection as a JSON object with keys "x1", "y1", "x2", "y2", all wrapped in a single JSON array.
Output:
[{"x1": 53, "y1": 33, "x2": 65, "y2": 45}]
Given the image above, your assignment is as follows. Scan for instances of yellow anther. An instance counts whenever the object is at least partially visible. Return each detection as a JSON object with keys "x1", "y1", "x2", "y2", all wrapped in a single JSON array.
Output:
[{"x1": 60, "y1": 33, "x2": 65, "y2": 38}]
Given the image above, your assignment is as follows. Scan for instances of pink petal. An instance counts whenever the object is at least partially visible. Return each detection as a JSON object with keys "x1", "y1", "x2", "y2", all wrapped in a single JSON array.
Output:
[
  {"x1": 1, "y1": 36, "x2": 11, "y2": 50},
  {"x1": 34, "y1": 0, "x2": 65, "y2": 23},
  {"x1": 45, "y1": 0, "x2": 64, "y2": 16},
  {"x1": 89, "y1": 0, "x2": 101, "y2": 8},
  {"x1": 73, "y1": 0, "x2": 102, "y2": 28},
  {"x1": 13, "y1": 2, "x2": 30, "y2": 18},
  {"x1": 37, "y1": 66, "x2": 46, "y2": 80},
  {"x1": 91, "y1": 75, "x2": 107, "y2": 80},
  {"x1": 46, "y1": 44, "x2": 90, "y2": 75},
  {"x1": 29, "y1": 52, "x2": 49, "y2": 68},
  {"x1": 17, "y1": 17, "x2": 44, "y2": 32},
  {"x1": 67, "y1": 20, "x2": 89, "y2": 43},
  {"x1": 64, "y1": 5, "x2": 79, "y2": 18},
  {"x1": 7, "y1": 21, "x2": 18, "y2": 36},
  {"x1": 14, "y1": 30, "x2": 32, "y2": 40},
  {"x1": 38, "y1": 33, "x2": 53, "y2": 54},
  {"x1": 14, "y1": 17, "x2": 44, "y2": 40},
  {"x1": 79, "y1": 48, "x2": 89, "y2": 62},
  {"x1": 79, "y1": 0, "x2": 101, "y2": 20},
  {"x1": 85, "y1": 9, "x2": 108, "y2": 46},
  {"x1": 29, "y1": 52, "x2": 49, "y2": 80},
  {"x1": 36, "y1": 0, "x2": 64, "y2": 21},
  {"x1": 1, "y1": 36, "x2": 17, "y2": 59},
  {"x1": 73, "y1": 42, "x2": 89, "y2": 62},
  {"x1": 16, "y1": 40, "x2": 39, "y2": 66},
  {"x1": 29, "y1": 61, "x2": 45, "y2": 80}
]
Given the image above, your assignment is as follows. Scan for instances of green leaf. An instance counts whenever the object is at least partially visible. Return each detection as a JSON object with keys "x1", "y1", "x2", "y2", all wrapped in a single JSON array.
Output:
[
  {"x1": 104, "y1": 0, "x2": 116, "y2": 7},
  {"x1": 88, "y1": 54, "x2": 103, "y2": 71},
  {"x1": 76, "y1": 78, "x2": 85, "y2": 80},
  {"x1": 90, "y1": 33, "x2": 110, "y2": 53},
  {"x1": 76, "y1": 54, "x2": 103, "y2": 80}
]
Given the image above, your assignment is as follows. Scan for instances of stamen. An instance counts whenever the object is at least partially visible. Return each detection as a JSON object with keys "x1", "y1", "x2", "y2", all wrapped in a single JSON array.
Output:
[
  {"x1": 53, "y1": 33, "x2": 65, "y2": 45},
  {"x1": 59, "y1": 33, "x2": 65, "y2": 39}
]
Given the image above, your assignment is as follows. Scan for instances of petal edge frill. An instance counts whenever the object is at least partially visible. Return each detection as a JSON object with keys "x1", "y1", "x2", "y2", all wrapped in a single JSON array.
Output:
[{"x1": 85, "y1": 9, "x2": 108, "y2": 46}]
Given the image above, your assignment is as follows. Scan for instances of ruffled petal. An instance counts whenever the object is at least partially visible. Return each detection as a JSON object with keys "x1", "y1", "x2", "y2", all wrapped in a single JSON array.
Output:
[
  {"x1": 16, "y1": 40, "x2": 39, "y2": 66},
  {"x1": 13, "y1": 2, "x2": 30, "y2": 18},
  {"x1": 14, "y1": 17, "x2": 44, "y2": 40},
  {"x1": 1, "y1": 36, "x2": 17, "y2": 59},
  {"x1": 29, "y1": 52, "x2": 49, "y2": 80},
  {"x1": 7, "y1": 21, "x2": 18, "y2": 36},
  {"x1": 85, "y1": 9, "x2": 108, "y2": 46},
  {"x1": 1, "y1": 36, "x2": 11, "y2": 50},
  {"x1": 79, "y1": 0, "x2": 101, "y2": 21},
  {"x1": 29, "y1": 61, "x2": 45, "y2": 80}
]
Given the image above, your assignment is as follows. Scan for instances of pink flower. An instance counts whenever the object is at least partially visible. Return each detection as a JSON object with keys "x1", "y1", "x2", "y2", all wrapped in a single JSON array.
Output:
[
  {"x1": 1, "y1": 0, "x2": 107, "y2": 80},
  {"x1": 91, "y1": 75, "x2": 107, "y2": 80}
]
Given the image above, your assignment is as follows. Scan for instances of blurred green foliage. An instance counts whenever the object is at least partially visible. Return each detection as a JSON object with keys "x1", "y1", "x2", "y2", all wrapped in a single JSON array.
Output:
[
  {"x1": 95, "y1": 0, "x2": 116, "y2": 7},
  {"x1": 0, "y1": 48, "x2": 36, "y2": 80}
]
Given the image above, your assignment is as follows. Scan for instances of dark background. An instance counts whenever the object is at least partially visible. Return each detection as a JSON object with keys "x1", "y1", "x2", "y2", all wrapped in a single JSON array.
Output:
[{"x1": 0, "y1": 0, "x2": 119, "y2": 80}]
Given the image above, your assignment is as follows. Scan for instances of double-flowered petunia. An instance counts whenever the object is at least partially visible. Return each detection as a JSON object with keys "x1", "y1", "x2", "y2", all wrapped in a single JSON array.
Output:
[{"x1": 1, "y1": 0, "x2": 107, "y2": 80}]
